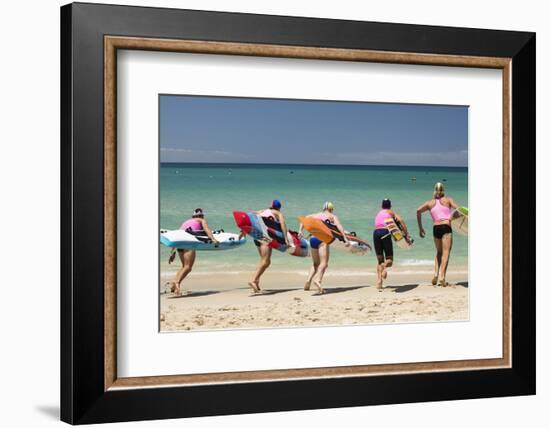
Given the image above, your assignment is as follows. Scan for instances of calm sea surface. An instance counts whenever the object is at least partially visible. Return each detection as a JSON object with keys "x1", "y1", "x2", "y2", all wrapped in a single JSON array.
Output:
[{"x1": 160, "y1": 163, "x2": 468, "y2": 275}]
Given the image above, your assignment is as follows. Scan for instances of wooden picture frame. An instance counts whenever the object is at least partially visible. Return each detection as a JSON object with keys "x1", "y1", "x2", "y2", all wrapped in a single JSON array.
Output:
[{"x1": 61, "y1": 2, "x2": 535, "y2": 424}]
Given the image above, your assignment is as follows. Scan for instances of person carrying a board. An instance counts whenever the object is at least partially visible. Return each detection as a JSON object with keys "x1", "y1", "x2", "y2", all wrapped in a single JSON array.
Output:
[
  {"x1": 416, "y1": 182, "x2": 460, "y2": 287},
  {"x1": 298, "y1": 201, "x2": 350, "y2": 294},
  {"x1": 166, "y1": 208, "x2": 219, "y2": 296},
  {"x1": 373, "y1": 199, "x2": 410, "y2": 291},
  {"x1": 248, "y1": 200, "x2": 290, "y2": 294}
]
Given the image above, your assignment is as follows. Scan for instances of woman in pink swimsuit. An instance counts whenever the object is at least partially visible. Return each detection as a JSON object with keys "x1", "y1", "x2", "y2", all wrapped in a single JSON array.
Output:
[
  {"x1": 248, "y1": 200, "x2": 290, "y2": 294},
  {"x1": 416, "y1": 182, "x2": 460, "y2": 287},
  {"x1": 166, "y1": 208, "x2": 219, "y2": 296},
  {"x1": 298, "y1": 201, "x2": 350, "y2": 294}
]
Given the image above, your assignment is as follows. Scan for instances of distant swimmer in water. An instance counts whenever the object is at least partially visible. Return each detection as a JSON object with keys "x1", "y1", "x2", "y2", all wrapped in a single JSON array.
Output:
[
  {"x1": 416, "y1": 182, "x2": 460, "y2": 287},
  {"x1": 299, "y1": 202, "x2": 350, "y2": 294},
  {"x1": 166, "y1": 208, "x2": 219, "y2": 296},
  {"x1": 372, "y1": 199, "x2": 410, "y2": 291},
  {"x1": 248, "y1": 200, "x2": 290, "y2": 294}
]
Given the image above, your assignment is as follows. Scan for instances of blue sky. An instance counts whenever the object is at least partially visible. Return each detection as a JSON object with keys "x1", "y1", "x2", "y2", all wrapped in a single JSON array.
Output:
[{"x1": 160, "y1": 95, "x2": 468, "y2": 167}]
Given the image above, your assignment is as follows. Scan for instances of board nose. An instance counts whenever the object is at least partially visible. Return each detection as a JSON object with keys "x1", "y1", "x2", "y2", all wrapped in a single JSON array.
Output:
[{"x1": 233, "y1": 211, "x2": 252, "y2": 233}]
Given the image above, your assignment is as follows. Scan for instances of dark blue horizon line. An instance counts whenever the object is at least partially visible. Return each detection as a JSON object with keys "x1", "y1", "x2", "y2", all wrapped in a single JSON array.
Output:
[{"x1": 160, "y1": 161, "x2": 467, "y2": 169}]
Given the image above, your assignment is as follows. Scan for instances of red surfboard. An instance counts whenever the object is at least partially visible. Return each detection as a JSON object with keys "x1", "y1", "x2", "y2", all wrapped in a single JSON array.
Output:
[{"x1": 233, "y1": 211, "x2": 252, "y2": 235}]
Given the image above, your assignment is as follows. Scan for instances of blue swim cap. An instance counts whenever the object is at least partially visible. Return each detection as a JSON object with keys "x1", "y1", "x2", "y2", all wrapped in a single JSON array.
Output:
[{"x1": 271, "y1": 199, "x2": 282, "y2": 210}]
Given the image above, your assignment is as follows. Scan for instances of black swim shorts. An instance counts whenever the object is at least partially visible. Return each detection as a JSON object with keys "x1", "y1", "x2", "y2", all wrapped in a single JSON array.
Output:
[
  {"x1": 433, "y1": 224, "x2": 452, "y2": 239},
  {"x1": 373, "y1": 228, "x2": 393, "y2": 258}
]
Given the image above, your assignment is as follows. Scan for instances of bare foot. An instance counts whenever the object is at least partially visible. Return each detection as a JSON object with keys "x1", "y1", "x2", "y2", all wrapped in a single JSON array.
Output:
[
  {"x1": 438, "y1": 278, "x2": 448, "y2": 287},
  {"x1": 313, "y1": 281, "x2": 325, "y2": 294},
  {"x1": 248, "y1": 281, "x2": 261, "y2": 294},
  {"x1": 304, "y1": 280, "x2": 312, "y2": 291},
  {"x1": 431, "y1": 276, "x2": 438, "y2": 286},
  {"x1": 376, "y1": 279, "x2": 383, "y2": 292},
  {"x1": 164, "y1": 281, "x2": 179, "y2": 295}
]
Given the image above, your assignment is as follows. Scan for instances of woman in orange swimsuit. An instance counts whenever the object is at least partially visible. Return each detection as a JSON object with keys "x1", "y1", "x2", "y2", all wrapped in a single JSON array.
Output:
[{"x1": 416, "y1": 183, "x2": 460, "y2": 287}]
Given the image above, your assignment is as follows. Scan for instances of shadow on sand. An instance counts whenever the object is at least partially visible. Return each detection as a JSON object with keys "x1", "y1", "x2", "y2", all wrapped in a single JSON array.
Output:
[
  {"x1": 455, "y1": 281, "x2": 469, "y2": 288},
  {"x1": 168, "y1": 290, "x2": 220, "y2": 299},
  {"x1": 385, "y1": 283, "x2": 419, "y2": 293},
  {"x1": 250, "y1": 288, "x2": 296, "y2": 296},
  {"x1": 313, "y1": 285, "x2": 367, "y2": 296}
]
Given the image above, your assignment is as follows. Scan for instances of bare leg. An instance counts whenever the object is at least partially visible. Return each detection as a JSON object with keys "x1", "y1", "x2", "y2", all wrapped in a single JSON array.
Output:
[
  {"x1": 313, "y1": 243, "x2": 329, "y2": 293},
  {"x1": 379, "y1": 257, "x2": 393, "y2": 290},
  {"x1": 167, "y1": 251, "x2": 186, "y2": 294},
  {"x1": 376, "y1": 255, "x2": 385, "y2": 290},
  {"x1": 249, "y1": 244, "x2": 272, "y2": 293},
  {"x1": 174, "y1": 250, "x2": 196, "y2": 295},
  {"x1": 439, "y1": 233, "x2": 453, "y2": 286},
  {"x1": 305, "y1": 248, "x2": 320, "y2": 290},
  {"x1": 433, "y1": 237, "x2": 443, "y2": 285}
]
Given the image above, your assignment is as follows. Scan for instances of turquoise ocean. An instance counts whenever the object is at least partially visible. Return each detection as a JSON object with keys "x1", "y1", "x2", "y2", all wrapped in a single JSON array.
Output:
[{"x1": 160, "y1": 163, "x2": 468, "y2": 276}]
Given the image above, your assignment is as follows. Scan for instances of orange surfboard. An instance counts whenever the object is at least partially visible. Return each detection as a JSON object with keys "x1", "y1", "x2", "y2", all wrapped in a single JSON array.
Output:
[{"x1": 298, "y1": 217, "x2": 334, "y2": 244}]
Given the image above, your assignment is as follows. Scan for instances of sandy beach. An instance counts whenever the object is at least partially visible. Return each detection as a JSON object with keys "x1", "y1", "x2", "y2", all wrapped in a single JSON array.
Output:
[{"x1": 160, "y1": 269, "x2": 468, "y2": 331}]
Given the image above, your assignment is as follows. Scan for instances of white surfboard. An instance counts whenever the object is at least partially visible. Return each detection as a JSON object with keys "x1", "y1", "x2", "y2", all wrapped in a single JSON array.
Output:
[
  {"x1": 331, "y1": 232, "x2": 372, "y2": 255},
  {"x1": 160, "y1": 229, "x2": 246, "y2": 250}
]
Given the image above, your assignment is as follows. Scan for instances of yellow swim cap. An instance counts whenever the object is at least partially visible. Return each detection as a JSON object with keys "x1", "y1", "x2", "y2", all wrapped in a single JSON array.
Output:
[
  {"x1": 323, "y1": 201, "x2": 335, "y2": 212},
  {"x1": 433, "y1": 182, "x2": 445, "y2": 198}
]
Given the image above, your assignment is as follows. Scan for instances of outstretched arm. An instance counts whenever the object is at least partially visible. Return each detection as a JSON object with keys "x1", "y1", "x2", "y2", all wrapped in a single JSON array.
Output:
[
  {"x1": 393, "y1": 212, "x2": 409, "y2": 235},
  {"x1": 416, "y1": 201, "x2": 430, "y2": 238},
  {"x1": 332, "y1": 214, "x2": 350, "y2": 245},
  {"x1": 200, "y1": 219, "x2": 219, "y2": 245},
  {"x1": 276, "y1": 212, "x2": 291, "y2": 245}
]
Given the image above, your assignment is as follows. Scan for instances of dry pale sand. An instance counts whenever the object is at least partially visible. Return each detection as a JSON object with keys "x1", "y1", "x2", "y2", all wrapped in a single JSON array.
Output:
[{"x1": 160, "y1": 270, "x2": 468, "y2": 331}]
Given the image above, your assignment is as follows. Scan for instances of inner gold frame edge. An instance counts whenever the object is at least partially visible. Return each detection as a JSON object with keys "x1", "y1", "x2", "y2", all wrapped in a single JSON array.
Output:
[{"x1": 103, "y1": 36, "x2": 512, "y2": 391}]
